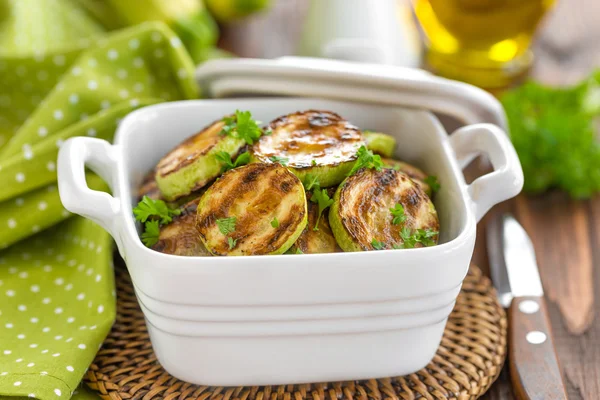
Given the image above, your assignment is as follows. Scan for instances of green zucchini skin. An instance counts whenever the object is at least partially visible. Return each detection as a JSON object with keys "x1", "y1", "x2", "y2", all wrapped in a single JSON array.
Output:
[
  {"x1": 364, "y1": 131, "x2": 397, "y2": 157},
  {"x1": 382, "y1": 158, "x2": 432, "y2": 196},
  {"x1": 289, "y1": 189, "x2": 342, "y2": 254},
  {"x1": 196, "y1": 163, "x2": 308, "y2": 256},
  {"x1": 251, "y1": 110, "x2": 365, "y2": 187},
  {"x1": 152, "y1": 198, "x2": 211, "y2": 257},
  {"x1": 329, "y1": 168, "x2": 439, "y2": 252},
  {"x1": 155, "y1": 118, "x2": 246, "y2": 201}
]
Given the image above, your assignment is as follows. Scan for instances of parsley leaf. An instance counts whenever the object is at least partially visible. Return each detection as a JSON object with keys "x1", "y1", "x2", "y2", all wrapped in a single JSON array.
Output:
[
  {"x1": 347, "y1": 145, "x2": 383, "y2": 176},
  {"x1": 141, "y1": 220, "x2": 160, "y2": 247},
  {"x1": 502, "y1": 74, "x2": 600, "y2": 198},
  {"x1": 390, "y1": 203, "x2": 407, "y2": 225},
  {"x1": 424, "y1": 176, "x2": 441, "y2": 194},
  {"x1": 269, "y1": 155, "x2": 289, "y2": 165},
  {"x1": 219, "y1": 110, "x2": 265, "y2": 145},
  {"x1": 228, "y1": 237, "x2": 237, "y2": 250},
  {"x1": 216, "y1": 217, "x2": 236, "y2": 235},
  {"x1": 311, "y1": 159, "x2": 317, "y2": 166},
  {"x1": 311, "y1": 188, "x2": 334, "y2": 231},
  {"x1": 399, "y1": 227, "x2": 438, "y2": 249},
  {"x1": 215, "y1": 151, "x2": 250, "y2": 172},
  {"x1": 271, "y1": 216, "x2": 279, "y2": 228},
  {"x1": 371, "y1": 239, "x2": 386, "y2": 250},
  {"x1": 133, "y1": 196, "x2": 180, "y2": 225},
  {"x1": 303, "y1": 174, "x2": 320, "y2": 191},
  {"x1": 235, "y1": 110, "x2": 263, "y2": 144}
]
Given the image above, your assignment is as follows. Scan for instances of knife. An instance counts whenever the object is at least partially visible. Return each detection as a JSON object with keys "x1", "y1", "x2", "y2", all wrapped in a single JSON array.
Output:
[{"x1": 486, "y1": 214, "x2": 568, "y2": 400}]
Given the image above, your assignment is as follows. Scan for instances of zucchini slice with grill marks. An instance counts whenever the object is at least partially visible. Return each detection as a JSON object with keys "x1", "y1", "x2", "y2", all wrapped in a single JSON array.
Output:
[
  {"x1": 155, "y1": 118, "x2": 246, "y2": 201},
  {"x1": 152, "y1": 198, "x2": 211, "y2": 256},
  {"x1": 196, "y1": 163, "x2": 308, "y2": 256},
  {"x1": 382, "y1": 157, "x2": 432, "y2": 196},
  {"x1": 289, "y1": 189, "x2": 342, "y2": 254},
  {"x1": 138, "y1": 169, "x2": 161, "y2": 200},
  {"x1": 251, "y1": 110, "x2": 365, "y2": 187},
  {"x1": 329, "y1": 168, "x2": 439, "y2": 252},
  {"x1": 364, "y1": 131, "x2": 397, "y2": 157}
]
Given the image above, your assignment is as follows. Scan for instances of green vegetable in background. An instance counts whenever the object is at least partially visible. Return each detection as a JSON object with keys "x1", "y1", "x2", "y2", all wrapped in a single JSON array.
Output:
[{"x1": 502, "y1": 71, "x2": 600, "y2": 199}]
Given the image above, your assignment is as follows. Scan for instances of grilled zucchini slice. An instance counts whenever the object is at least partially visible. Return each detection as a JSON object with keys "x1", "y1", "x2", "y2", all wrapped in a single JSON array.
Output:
[
  {"x1": 364, "y1": 131, "x2": 397, "y2": 157},
  {"x1": 152, "y1": 198, "x2": 211, "y2": 256},
  {"x1": 382, "y1": 158, "x2": 432, "y2": 196},
  {"x1": 329, "y1": 168, "x2": 439, "y2": 252},
  {"x1": 196, "y1": 163, "x2": 308, "y2": 256},
  {"x1": 289, "y1": 189, "x2": 342, "y2": 254},
  {"x1": 251, "y1": 110, "x2": 365, "y2": 187},
  {"x1": 155, "y1": 118, "x2": 246, "y2": 201}
]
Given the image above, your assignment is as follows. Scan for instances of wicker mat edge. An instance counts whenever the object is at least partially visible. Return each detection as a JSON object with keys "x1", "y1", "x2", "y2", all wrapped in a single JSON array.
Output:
[{"x1": 84, "y1": 264, "x2": 507, "y2": 400}]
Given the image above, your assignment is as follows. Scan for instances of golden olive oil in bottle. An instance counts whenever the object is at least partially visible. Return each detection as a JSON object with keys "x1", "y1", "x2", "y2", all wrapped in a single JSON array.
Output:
[{"x1": 414, "y1": 0, "x2": 555, "y2": 88}]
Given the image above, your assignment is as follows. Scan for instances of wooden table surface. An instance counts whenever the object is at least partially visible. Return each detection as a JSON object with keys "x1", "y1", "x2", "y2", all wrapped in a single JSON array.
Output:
[{"x1": 218, "y1": 1, "x2": 600, "y2": 399}]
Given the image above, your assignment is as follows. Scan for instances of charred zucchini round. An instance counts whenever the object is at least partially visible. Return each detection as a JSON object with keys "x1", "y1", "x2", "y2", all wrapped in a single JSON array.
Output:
[
  {"x1": 289, "y1": 189, "x2": 342, "y2": 254},
  {"x1": 364, "y1": 131, "x2": 397, "y2": 157},
  {"x1": 251, "y1": 110, "x2": 365, "y2": 187},
  {"x1": 382, "y1": 158, "x2": 432, "y2": 196},
  {"x1": 196, "y1": 163, "x2": 307, "y2": 256},
  {"x1": 155, "y1": 118, "x2": 246, "y2": 201},
  {"x1": 152, "y1": 199, "x2": 211, "y2": 257},
  {"x1": 329, "y1": 168, "x2": 439, "y2": 252}
]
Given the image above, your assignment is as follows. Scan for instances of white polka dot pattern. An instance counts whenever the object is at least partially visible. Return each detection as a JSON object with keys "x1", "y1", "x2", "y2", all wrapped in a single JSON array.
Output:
[{"x1": 0, "y1": 21, "x2": 198, "y2": 399}]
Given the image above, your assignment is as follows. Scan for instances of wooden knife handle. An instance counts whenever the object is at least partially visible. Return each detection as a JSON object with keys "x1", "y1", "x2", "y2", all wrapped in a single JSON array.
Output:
[{"x1": 509, "y1": 296, "x2": 568, "y2": 400}]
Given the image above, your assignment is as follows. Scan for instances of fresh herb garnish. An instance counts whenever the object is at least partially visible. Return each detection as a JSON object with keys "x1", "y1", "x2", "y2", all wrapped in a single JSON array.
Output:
[
  {"x1": 371, "y1": 239, "x2": 386, "y2": 250},
  {"x1": 141, "y1": 220, "x2": 160, "y2": 247},
  {"x1": 271, "y1": 216, "x2": 279, "y2": 228},
  {"x1": 228, "y1": 237, "x2": 237, "y2": 250},
  {"x1": 310, "y1": 188, "x2": 334, "y2": 231},
  {"x1": 216, "y1": 217, "x2": 236, "y2": 235},
  {"x1": 390, "y1": 203, "x2": 407, "y2": 225},
  {"x1": 133, "y1": 196, "x2": 181, "y2": 225},
  {"x1": 502, "y1": 74, "x2": 600, "y2": 198},
  {"x1": 269, "y1": 155, "x2": 289, "y2": 165},
  {"x1": 303, "y1": 174, "x2": 320, "y2": 191},
  {"x1": 347, "y1": 145, "x2": 383, "y2": 176},
  {"x1": 215, "y1": 151, "x2": 250, "y2": 172},
  {"x1": 219, "y1": 110, "x2": 265, "y2": 145},
  {"x1": 295, "y1": 248, "x2": 304, "y2": 254},
  {"x1": 424, "y1": 176, "x2": 440, "y2": 194},
  {"x1": 311, "y1": 159, "x2": 317, "y2": 166},
  {"x1": 398, "y1": 227, "x2": 438, "y2": 249}
]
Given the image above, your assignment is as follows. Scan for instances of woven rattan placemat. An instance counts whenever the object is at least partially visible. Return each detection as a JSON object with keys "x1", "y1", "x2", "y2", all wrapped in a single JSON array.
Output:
[{"x1": 85, "y1": 264, "x2": 507, "y2": 400}]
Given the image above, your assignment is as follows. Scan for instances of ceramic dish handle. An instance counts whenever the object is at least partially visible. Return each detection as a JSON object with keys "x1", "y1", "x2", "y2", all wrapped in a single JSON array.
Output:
[
  {"x1": 449, "y1": 124, "x2": 524, "y2": 222},
  {"x1": 57, "y1": 137, "x2": 121, "y2": 237}
]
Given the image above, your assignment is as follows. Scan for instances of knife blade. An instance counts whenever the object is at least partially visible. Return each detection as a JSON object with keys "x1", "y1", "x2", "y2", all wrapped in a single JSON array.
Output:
[{"x1": 486, "y1": 214, "x2": 568, "y2": 400}]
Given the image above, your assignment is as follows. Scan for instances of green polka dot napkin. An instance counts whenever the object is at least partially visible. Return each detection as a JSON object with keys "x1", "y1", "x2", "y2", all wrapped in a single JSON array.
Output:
[{"x1": 0, "y1": 13, "x2": 200, "y2": 400}]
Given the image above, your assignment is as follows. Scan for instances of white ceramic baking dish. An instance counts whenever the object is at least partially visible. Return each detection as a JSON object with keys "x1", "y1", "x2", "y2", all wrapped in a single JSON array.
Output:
[{"x1": 57, "y1": 58, "x2": 523, "y2": 386}]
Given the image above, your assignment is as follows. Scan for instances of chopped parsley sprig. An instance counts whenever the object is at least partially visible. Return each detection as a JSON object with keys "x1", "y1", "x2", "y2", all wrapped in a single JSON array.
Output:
[
  {"x1": 269, "y1": 155, "x2": 289, "y2": 165},
  {"x1": 371, "y1": 239, "x2": 386, "y2": 250},
  {"x1": 302, "y1": 174, "x2": 334, "y2": 231},
  {"x1": 311, "y1": 188, "x2": 334, "y2": 231},
  {"x1": 347, "y1": 145, "x2": 383, "y2": 176},
  {"x1": 398, "y1": 227, "x2": 438, "y2": 249},
  {"x1": 133, "y1": 196, "x2": 182, "y2": 248},
  {"x1": 133, "y1": 196, "x2": 181, "y2": 225},
  {"x1": 140, "y1": 220, "x2": 160, "y2": 247},
  {"x1": 216, "y1": 217, "x2": 236, "y2": 235},
  {"x1": 216, "y1": 151, "x2": 250, "y2": 173},
  {"x1": 390, "y1": 203, "x2": 407, "y2": 225},
  {"x1": 219, "y1": 110, "x2": 266, "y2": 145},
  {"x1": 424, "y1": 175, "x2": 441, "y2": 194}
]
